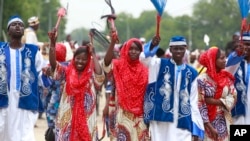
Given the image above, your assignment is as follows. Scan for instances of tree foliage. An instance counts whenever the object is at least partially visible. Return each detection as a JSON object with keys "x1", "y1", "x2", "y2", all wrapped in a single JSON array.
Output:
[
  {"x1": 2, "y1": 0, "x2": 246, "y2": 52},
  {"x1": 0, "y1": 0, "x2": 65, "y2": 42},
  {"x1": 192, "y1": 0, "x2": 241, "y2": 49}
]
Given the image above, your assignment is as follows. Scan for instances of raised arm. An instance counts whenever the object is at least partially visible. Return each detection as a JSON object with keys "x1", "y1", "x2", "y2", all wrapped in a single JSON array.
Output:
[
  {"x1": 104, "y1": 30, "x2": 118, "y2": 66},
  {"x1": 226, "y1": 43, "x2": 245, "y2": 75},
  {"x1": 48, "y1": 29, "x2": 57, "y2": 71},
  {"x1": 143, "y1": 36, "x2": 161, "y2": 58},
  {"x1": 88, "y1": 43, "x2": 102, "y2": 75},
  {"x1": 139, "y1": 36, "x2": 161, "y2": 68}
]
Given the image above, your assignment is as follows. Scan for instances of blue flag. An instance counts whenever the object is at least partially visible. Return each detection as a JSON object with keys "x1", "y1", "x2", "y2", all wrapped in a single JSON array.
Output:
[
  {"x1": 151, "y1": 0, "x2": 167, "y2": 16},
  {"x1": 238, "y1": 0, "x2": 250, "y2": 18}
]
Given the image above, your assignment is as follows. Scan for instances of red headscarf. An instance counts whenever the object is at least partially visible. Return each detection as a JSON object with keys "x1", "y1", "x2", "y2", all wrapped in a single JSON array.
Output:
[
  {"x1": 65, "y1": 46, "x2": 92, "y2": 141},
  {"x1": 199, "y1": 47, "x2": 235, "y2": 121},
  {"x1": 113, "y1": 38, "x2": 148, "y2": 117},
  {"x1": 55, "y1": 43, "x2": 66, "y2": 62}
]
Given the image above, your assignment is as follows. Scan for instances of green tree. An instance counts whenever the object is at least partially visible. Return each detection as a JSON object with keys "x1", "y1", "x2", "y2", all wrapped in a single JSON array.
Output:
[
  {"x1": 192, "y1": 0, "x2": 241, "y2": 49},
  {"x1": 156, "y1": 15, "x2": 194, "y2": 50},
  {"x1": 0, "y1": 0, "x2": 65, "y2": 42}
]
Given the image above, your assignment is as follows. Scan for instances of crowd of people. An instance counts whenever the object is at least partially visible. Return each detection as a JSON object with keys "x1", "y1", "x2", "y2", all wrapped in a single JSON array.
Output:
[{"x1": 1, "y1": 13, "x2": 250, "y2": 141}]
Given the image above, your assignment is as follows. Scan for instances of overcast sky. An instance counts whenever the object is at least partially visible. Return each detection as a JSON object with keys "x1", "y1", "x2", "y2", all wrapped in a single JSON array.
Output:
[{"x1": 60, "y1": 0, "x2": 199, "y2": 33}]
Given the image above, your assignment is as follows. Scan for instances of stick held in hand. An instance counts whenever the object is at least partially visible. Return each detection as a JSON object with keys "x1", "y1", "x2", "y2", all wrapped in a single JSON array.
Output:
[{"x1": 54, "y1": 7, "x2": 67, "y2": 31}]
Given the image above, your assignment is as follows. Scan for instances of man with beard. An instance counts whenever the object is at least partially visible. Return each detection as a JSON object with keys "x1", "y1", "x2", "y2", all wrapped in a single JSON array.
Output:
[
  {"x1": 141, "y1": 36, "x2": 204, "y2": 141},
  {"x1": 0, "y1": 15, "x2": 44, "y2": 141}
]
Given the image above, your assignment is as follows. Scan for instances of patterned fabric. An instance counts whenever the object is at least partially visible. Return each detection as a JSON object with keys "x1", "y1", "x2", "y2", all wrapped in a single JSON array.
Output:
[
  {"x1": 197, "y1": 74, "x2": 236, "y2": 141},
  {"x1": 113, "y1": 38, "x2": 148, "y2": 117},
  {"x1": 104, "y1": 71, "x2": 117, "y2": 140},
  {"x1": 144, "y1": 59, "x2": 197, "y2": 132},
  {"x1": 231, "y1": 61, "x2": 247, "y2": 117},
  {"x1": 44, "y1": 67, "x2": 66, "y2": 127},
  {"x1": 65, "y1": 47, "x2": 93, "y2": 141},
  {"x1": 103, "y1": 76, "x2": 149, "y2": 141},
  {"x1": 102, "y1": 37, "x2": 150, "y2": 140},
  {"x1": 197, "y1": 47, "x2": 236, "y2": 141},
  {"x1": 0, "y1": 42, "x2": 41, "y2": 110},
  {"x1": 0, "y1": 42, "x2": 43, "y2": 141},
  {"x1": 55, "y1": 63, "x2": 104, "y2": 141},
  {"x1": 199, "y1": 47, "x2": 235, "y2": 121},
  {"x1": 140, "y1": 50, "x2": 204, "y2": 140},
  {"x1": 105, "y1": 70, "x2": 149, "y2": 141},
  {"x1": 226, "y1": 51, "x2": 250, "y2": 124}
]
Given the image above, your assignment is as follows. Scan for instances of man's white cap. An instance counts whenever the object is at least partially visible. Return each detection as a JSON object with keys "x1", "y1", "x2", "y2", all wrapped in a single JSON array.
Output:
[{"x1": 28, "y1": 16, "x2": 39, "y2": 26}]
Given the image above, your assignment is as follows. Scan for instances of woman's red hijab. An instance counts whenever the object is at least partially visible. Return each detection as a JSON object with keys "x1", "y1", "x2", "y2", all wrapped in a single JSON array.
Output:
[
  {"x1": 65, "y1": 46, "x2": 92, "y2": 141},
  {"x1": 199, "y1": 47, "x2": 234, "y2": 121},
  {"x1": 113, "y1": 38, "x2": 148, "y2": 117}
]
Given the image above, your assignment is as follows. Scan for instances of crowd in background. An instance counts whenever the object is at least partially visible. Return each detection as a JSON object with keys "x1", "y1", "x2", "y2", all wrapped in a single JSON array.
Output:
[{"x1": 1, "y1": 13, "x2": 250, "y2": 141}]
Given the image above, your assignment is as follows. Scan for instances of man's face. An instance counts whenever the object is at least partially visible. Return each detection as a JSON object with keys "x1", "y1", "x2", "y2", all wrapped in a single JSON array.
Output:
[
  {"x1": 8, "y1": 21, "x2": 24, "y2": 38},
  {"x1": 233, "y1": 35, "x2": 240, "y2": 42},
  {"x1": 243, "y1": 41, "x2": 250, "y2": 57},
  {"x1": 32, "y1": 24, "x2": 39, "y2": 31},
  {"x1": 170, "y1": 45, "x2": 186, "y2": 63}
]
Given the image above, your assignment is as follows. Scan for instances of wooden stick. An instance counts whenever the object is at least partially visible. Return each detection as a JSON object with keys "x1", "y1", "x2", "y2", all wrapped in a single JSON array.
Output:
[
  {"x1": 54, "y1": 8, "x2": 66, "y2": 31},
  {"x1": 156, "y1": 14, "x2": 161, "y2": 37},
  {"x1": 55, "y1": 16, "x2": 62, "y2": 31}
]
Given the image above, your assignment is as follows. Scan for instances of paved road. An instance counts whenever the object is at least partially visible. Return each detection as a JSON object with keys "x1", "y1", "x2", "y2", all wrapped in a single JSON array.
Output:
[{"x1": 34, "y1": 92, "x2": 109, "y2": 141}]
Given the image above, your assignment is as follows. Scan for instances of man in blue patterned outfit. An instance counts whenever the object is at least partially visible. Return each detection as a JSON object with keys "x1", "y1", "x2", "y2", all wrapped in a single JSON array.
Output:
[
  {"x1": 226, "y1": 32, "x2": 250, "y2": 125},
  {"x1": 0, "y1": 15, "x2": 44, "y2": 141},
  {"x1": 141, "y1": 35, "x2": 204, "y2": 141}
]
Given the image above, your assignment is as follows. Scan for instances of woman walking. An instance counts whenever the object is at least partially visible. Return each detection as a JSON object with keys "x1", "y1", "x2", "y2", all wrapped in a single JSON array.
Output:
[
  {"x1": 197, "y1": 47, "x2": 237, "y2": 141},
  {"x1": 102, "y1": 32, "x2": 149, "y2": 141},
  {"x1": 48, "y1": 29, "x2": 105, "y2": 141}
]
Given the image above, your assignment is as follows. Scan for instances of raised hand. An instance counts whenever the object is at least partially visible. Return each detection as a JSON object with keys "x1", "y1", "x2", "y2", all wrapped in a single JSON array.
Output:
[
  {"x1": 110, "y1": 29, "x2": 119, "y2": 44},
  {"x1": 48, "y1": 28, "x2": 58, "y2": 71},
  {"x1": 143, "y1": 35, "x2": 160, "y2": 57},
  {"x1": 235, "y1": 41, "x2": 245, "y2": 56},
  {"x1": 48, "y1": 28, "x2": 57, "y2": 47},
  {"x1": 152, "y1": 35, "x2": 161, "y2": 47},
  {"x1": 87, "y1": 42, "x2": 95, "y2": 55}
]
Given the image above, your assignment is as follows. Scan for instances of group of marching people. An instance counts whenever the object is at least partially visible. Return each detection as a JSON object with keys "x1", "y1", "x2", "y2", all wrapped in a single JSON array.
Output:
[
  {"x1": 1, "y1": 14, "x2": 250, "y2": 141},
  {"x1": 100, "y1": 31, "x2": 250, "y2": 141}
]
